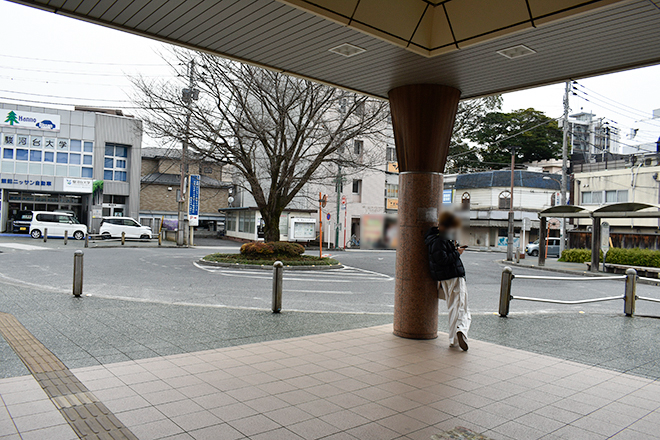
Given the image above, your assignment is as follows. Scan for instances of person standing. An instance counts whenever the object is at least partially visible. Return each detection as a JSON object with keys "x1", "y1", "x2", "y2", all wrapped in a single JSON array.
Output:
[{"x1": 425, "y1": 212, "x2": 471, "y2": 351}]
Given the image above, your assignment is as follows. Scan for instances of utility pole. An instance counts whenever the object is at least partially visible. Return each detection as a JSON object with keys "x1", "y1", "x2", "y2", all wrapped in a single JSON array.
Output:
[
  {"x1": 506, "y1": 146, "x2": 516, "y2": 262},
  {"x1": 560, "y1": 80, "x2": 570, "y2": 255},
  {"x1": 178, "y1": 59, "x2": 197, "y2": 246}
]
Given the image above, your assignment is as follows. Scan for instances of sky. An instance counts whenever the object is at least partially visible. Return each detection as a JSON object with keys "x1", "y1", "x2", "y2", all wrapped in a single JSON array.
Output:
[{"x1": 1, "y1": 0, "x2": 659, "y2": 149}]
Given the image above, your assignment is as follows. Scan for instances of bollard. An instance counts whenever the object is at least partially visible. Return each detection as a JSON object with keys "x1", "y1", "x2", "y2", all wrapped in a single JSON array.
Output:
[
  {"x1": 499, "y1": 266, "x2": 514, "y2": 317},
  {"x1": 272, "y1": 261, "x2": 284, "y2": 313},
  {"x1": 84, "y1": 234, "x2": 89, "y2": 248},
  {"x1": 121, "y1": 231, "x2": 125, "y2": 245},
  {"x1": 64, "y1": 230, "x2": 68, "y2": 245},
  {"x1": 73, "y1": 250, "x2": 84, "y2": 297},
  {"x1": 515, "y1": 247, "x2": 520, "y2": 263},
  {"x1": 43, "y1": 228, "x2": 48, "y2": 242},
  {"x1": 624, "y1": 268, "x2": 637, "y2": 316},
  {"x1": 158, "y1": 231, "x2": 162, "y2": 246}
]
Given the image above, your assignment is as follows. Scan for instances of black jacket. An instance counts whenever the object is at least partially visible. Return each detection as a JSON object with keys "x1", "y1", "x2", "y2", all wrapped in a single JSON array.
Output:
[{"x1": 424, "y1": 227, "x2": 466, "y2": 281}]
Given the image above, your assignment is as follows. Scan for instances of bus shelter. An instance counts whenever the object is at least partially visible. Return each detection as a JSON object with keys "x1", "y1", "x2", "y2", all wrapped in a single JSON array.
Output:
[{"x1": 538, "y1": 203, "x2": 660, "y2": 272}]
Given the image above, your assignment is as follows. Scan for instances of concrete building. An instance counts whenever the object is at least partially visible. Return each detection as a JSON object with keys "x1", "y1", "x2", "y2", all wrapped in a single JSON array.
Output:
[
  {"x1": 562, "y1": 112, "x2": 621, "y2": 159},
  {"x1": 0, "y1": 103, "x2": 142, "y2": 233},
  {"x1": 139, "y1": 148, "x2": 232, "y2": 233},
  {"x1": 450, "y1": 170, "x2": 561, "y2": 250},
  {"x1": 573, "y1": 154, "x2": 660, "y2": 233}
]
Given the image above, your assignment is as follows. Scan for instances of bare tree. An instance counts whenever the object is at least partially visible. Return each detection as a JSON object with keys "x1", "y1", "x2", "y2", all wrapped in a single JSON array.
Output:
[{"x1": 133, "y1": 49, "x2": 389, "y2": 242}]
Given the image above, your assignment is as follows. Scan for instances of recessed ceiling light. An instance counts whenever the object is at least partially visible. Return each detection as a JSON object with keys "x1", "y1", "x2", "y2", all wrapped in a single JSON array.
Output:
[
  {"x1": 496, "y1": 44, "x2": 536, "y2": 59},
  {"x1": 329, "y1": 43, "x2": 366, "y2": 58}
]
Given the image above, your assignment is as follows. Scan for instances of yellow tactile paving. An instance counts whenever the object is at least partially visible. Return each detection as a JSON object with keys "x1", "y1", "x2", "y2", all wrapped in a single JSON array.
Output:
[{"x1": 0, "y1": 312, "x2": 138, "y2": 440}]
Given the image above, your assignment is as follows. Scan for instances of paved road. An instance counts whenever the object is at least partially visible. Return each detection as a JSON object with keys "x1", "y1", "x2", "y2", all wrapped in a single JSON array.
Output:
[{"x1": 0, "y1": 236, "x2": 659, "y2": 315}]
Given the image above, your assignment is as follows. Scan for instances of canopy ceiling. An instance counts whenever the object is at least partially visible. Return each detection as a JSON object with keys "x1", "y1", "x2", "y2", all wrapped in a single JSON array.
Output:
[{"x1": 10, "y1": 0, "x2": 660, "y2": 99}]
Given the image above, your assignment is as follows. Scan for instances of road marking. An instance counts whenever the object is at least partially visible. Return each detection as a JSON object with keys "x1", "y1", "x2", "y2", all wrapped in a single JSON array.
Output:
[{"x1": 0, "y1": 242, "x2": 48, "y2": 251}]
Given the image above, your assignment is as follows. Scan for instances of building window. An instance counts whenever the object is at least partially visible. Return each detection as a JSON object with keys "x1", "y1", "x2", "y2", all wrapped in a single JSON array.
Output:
[
  {"x1": 386, "y1": 146, "x2": 397, "y2": 162},
  {"x1": 498, "y1": 191, "x2": 511, "y2": 210},
  {"x1": 83, "y1": 141, "x2": 93, "y2": 153},
  {"x1": 3, "y1": 149, "x2": 13, "y2": 159},
  {"x1": 352, "y1": 179, "x2": 362, "y2": 194},
  {"x1": 70, "y1": 140, "x2": 82, "y2": 152},
  {"x1": 57, "y1": 152, "x2": 68, "y2": 164},
  {"x1": 606, "y1": 190, "x2": 628, "y2": 203},
  {"x1": 69, "y1": 154, "x2": 81, "y2": 165},
  {"x1": 461, "y1": 192, "x2": 470, "y2": 210},
  {"x1": 353, "y1": 140, "x2": 363, "y2": 155},
  {"x1": 226, "y1": 213, "x2": 236, "y2": 231},
  {"x1": 83, "y1": 155, "x2": 93, "y2": 165},
  {"x1": 104, "y1": 143, "x2": 130, "y2": 181},
  {"x1": 581, "y1": 191, "x2": 605, "y2": 205},
  {"x1": 29, "y1": 150, "x2": 42, "y2": 162},
  {"x1": 82, "y1": 167, "x2": 93, "y2": 178},
  {"x1": 386, "y1": 184, "x2": 399, "y2": 198},
  {"x1": 44, "y1": 152, "x2": 54, "y2": 162},
  {"x1": 16, "y1": 149, "x2": 28, "y2": 161},
  {"x1": 237, "y1": 211, "x2": 255, "y2": 233}
]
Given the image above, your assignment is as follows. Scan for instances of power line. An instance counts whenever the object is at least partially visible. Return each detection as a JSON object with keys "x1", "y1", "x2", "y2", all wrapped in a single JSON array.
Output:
[
  {"x1": 0, "y1": 65, "x2": 177, "y2": 78},
  {"x1": 0, "y1": 53, "x2": 169, "y2": 67},
  {"x1": 0, "y1": 95, "x2": 148, "y2": 110},
  {"x1": 0, "y1": 75, "x2": 130, "y2": 87},
  {"x1": 0, "y1": 89, "x2": 132, "y2": 103},
  {"x1": 574, "y1": 82, "x2": 652, "y2": 119}
]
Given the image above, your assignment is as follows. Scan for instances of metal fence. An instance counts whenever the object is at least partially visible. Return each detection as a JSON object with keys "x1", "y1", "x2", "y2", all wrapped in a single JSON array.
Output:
[{"x1": 498, "y1": 266, "x2": 646, "y2": 317}]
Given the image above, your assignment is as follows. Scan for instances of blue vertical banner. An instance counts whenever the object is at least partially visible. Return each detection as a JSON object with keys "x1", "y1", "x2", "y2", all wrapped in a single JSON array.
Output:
[{"x1": 188, "y1": 174, "x2": 200, "y2": 227}]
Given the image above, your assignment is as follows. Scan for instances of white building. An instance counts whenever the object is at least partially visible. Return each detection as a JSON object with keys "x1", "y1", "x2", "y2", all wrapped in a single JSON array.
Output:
[
  {"x1": 0, "y1": 103, "x2": 142, "y2": 233},
  {"x1": 562, "y1": 112, "x2": 621, "y2": 159},
  {"x1": 450, "y1": 170, "x2": 562, "y2": 250}
]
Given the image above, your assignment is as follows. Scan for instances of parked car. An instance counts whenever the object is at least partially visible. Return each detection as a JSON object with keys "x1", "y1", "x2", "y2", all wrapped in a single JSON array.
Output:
[
  {"x1": 100, "y1": 217, "x2": 152, "y2": 239},
  {"x1": 11, "y1": 211, "x2": 33, "y2": 234},
  {"x1": 526, "y1": 238, "x2": 561, "y2": 257},
  {"x1": 29, "y1": 212, "x2": 87, "y2": 240}
]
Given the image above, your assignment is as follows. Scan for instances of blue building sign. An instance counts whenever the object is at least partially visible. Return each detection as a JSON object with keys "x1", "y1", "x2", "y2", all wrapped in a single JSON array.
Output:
[
  {"x1": 442, "y1": 189, "x2": 453, "y2": 204},
  {"x1": 188, "y1": 174, "x2": 200, "y2": 226}
]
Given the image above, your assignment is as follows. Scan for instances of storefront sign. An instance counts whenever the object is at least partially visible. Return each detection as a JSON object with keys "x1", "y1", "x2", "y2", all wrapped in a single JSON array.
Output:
[
  {"x1": 1, "y1": 108, "x2": 60, "y2": 132},
  {"x1": 387, "y1": 162, "x2": 399, "y2": 173},
  {"x1": 63, "y1": 178, "x2": 93, "y2": 193},
  {"x1": 188, "y1": 174, "x2": 200, "y2": 226},
  {"x1": 443, "y1": 189, "x2": 453, "y2": 204},
  {"x1": 0, "y1": 176, "x2": 53, "y2": 188},
  {"x1": 386, "y1": 198, "x2": 398, "y2": 210}
]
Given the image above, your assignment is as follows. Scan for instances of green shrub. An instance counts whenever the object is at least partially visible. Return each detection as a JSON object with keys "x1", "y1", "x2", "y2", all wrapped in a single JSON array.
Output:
[
  {"x1": 559, "y1": 248, "x2": 602, "y2": 263},
  {"x1": 606, "y1": 248, "x2": 660, "y2": 268},
  {"x1": 240, "y1": 241, "x2": 305, "y2": 257},
  {"x1": 240, "y1": 242, "x2": 274, "y2": 256},
  {"x1": 560, "y1": 247, "x2": 660, "y2": 268},
  {"x1": 268, "y1": 241, "x2": 305, "y2": 257}
]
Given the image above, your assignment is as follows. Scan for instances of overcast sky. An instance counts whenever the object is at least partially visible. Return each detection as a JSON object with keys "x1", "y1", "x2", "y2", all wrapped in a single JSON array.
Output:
[{"x1": 1, "y1": 0, "x2": 659, "y2": 149}]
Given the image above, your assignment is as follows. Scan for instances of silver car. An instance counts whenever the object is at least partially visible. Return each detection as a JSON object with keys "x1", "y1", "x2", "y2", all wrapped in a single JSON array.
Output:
[{"x1": 526, "y1": 238, "x2": 561, "y2": 257}]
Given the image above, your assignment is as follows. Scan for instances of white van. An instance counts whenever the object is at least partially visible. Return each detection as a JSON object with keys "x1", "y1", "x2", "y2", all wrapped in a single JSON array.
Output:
[{"x1": 29, "y1": 211, "x2": 87, "y2": 240}]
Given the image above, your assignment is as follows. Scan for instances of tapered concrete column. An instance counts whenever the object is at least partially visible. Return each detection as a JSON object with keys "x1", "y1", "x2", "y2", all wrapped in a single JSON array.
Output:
[{"x1": 389, "y1": 84, "x2": 461, "y2": 339}]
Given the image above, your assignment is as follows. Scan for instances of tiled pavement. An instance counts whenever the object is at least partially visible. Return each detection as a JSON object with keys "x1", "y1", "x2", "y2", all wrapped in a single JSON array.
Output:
[{"x1": 2, "y1": 324, "x2": 660, "y2": 440}]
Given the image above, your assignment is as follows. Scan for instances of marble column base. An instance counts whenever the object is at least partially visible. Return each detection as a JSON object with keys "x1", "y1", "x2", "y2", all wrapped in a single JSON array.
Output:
[{"x1": 393, "y1": 172, "x2": 443, "y2": 339}]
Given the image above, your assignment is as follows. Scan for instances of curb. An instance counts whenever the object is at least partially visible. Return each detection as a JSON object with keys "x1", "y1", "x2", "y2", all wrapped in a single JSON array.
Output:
[
  {"x1": 499, "y1": 260, "x2": 660, "y2": 286},
  {"x1": 197, "y1": 259, "x2": 344, "y2": 271}
]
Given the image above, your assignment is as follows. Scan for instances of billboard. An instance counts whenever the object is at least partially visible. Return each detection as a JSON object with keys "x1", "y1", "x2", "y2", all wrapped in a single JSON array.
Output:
[{"x1": 188, "y1": 174, "x2": 200, "y2": 226}]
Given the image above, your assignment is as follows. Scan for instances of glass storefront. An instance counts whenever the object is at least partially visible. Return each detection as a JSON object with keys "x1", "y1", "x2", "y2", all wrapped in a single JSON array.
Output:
[{"x1": 6, "y1": 192, "x2": 85, "y2": 229}]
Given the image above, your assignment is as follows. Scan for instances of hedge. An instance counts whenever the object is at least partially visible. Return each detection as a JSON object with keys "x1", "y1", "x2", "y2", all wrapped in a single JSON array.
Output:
[
  {"x1": 606, "y1": 247, "x2": 660, "y2": 268},
  {"x1": 559, "y1": 247, "x2": 660, "y2": 267},
  {"x1": 240, "y1": 241, "x2": 305, "y2": 257},
  {"x1": 203, "y1": 253, "x2": 339, "y2": 266},
  {"x1": 559, "y1": 248, "x2": 601, "y2": 263}
]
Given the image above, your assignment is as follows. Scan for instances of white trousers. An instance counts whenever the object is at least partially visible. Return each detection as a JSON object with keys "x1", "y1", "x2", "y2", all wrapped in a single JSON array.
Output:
[{"x1": 439, "y1": 277, "x2": 471, "y2": 345}]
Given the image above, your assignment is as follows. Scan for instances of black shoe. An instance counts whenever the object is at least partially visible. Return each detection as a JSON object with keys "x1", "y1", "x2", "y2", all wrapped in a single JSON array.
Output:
[{"x1": 457, "y1": 332, "x2": 468, "y2": 351}]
